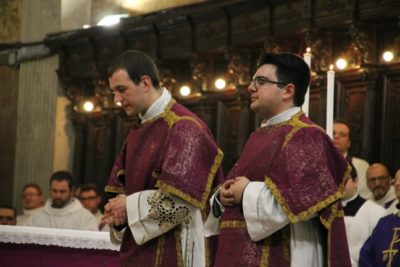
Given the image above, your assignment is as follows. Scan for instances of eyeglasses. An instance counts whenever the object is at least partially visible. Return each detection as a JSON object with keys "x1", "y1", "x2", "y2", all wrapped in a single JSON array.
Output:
[
  {"x1": 22, "y1": 193, "x2": 40, "y2": 199},
  {"x1": 367, "y1": 176, "x2": 390, "y2": 184},
  {"x1": 250, "y1": 76, "x2": 289, "y2": 87},
  {"x1": 79, "y1": 196, "x2": 98, "y2": 201}
]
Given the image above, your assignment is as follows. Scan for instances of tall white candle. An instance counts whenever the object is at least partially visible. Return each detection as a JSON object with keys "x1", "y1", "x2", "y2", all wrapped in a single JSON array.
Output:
[
  {"x1": 302, "y1": 47, "x2": 311, "y2": 116},
  {"x1": 326, "y1": 64, "x2": 335, "y2": 138}
]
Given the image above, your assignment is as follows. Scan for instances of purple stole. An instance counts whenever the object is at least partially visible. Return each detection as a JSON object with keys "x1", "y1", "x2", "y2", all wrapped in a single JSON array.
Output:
[
  {"x1": 214, "y1": 112, "x2": 351, "y2": 267},
  {"x1": 106, "y1": 100, "x2": 224, "y2": 267}
]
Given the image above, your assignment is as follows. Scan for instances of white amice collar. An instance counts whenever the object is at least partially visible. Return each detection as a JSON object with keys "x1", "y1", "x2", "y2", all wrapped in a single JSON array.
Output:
[
  {"x1": 260, "y1": 107, "x2": 301, "y2": 127},
  {"x1": 341, "y1": 193, "x2": 358, "y2": 207},
  {"x1": 140, "y1": 88, "x2": 171, "y2": 123}
]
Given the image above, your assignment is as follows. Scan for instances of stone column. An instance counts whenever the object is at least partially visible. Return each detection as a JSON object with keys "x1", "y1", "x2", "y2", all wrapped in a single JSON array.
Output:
[{"x1": 13, "y1": 0, "x2": 62, "y2": 210}]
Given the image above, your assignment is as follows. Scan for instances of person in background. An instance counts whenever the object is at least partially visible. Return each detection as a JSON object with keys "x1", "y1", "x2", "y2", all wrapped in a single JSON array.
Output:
[
  {"x1": 366, "y1": 163, "x2": 396, "y2": 209},
  {"x1": 333, "y1": 119, "x2": 371, "y2": 199},
  {"x1": 17, "y1": 183, "x2": 44, "y2": 225},
  {"x1": 342, "y1": 162, "x2": 387, "y2": 266},
  {"x1": 0, "y1": 205, "x2": 17, "y2": 226},
  {"x1": 79, "y1": 183, "x2": 108, "y2": 231},
  {"x1": 25, "y1": 171, "x2": 98, "y2": 231},
  {"x1": 359, "y1": 169, "x2": 400, "y2": 267}
]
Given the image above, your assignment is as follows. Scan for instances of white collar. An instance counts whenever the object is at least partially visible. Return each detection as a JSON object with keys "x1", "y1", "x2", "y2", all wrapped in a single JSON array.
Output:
[
  {"x1": 139, "y1": 88, "x2": 171, "y2": 124},
  {"x1": 260, "y1": 107, "x2": 301, "y2": 127},
  {"x1": 341, "y1": 193, "x2": 358, "y2": 207}
]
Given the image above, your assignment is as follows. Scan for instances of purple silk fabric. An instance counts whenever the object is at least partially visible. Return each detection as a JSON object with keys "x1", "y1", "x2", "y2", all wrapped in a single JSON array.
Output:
[
  {"x1": 214, "y1": 112, "x2": 351, "y2": 267},
  {"x1": 105, "y1": 100, "x2": 223, "y2": 266},
  {"x1": 0, "y1": 243, "x2": 120, "y2": 267}
]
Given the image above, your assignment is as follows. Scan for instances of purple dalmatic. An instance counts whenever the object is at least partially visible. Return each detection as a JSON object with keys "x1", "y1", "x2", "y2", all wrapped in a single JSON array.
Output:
[
  {"x1": 106, "y1": 100, "x2": 224, "y2": 267},
  {"x1": 360, "y1": 213, "x2": 400, "y2": 267},
  {"x1": 214, "y1": 112, "x2": 351, "y2": 267}
]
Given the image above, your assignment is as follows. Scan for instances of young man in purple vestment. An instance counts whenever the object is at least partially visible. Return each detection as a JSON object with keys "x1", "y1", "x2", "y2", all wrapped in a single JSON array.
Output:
[
  {"x1": 101, "y1": 50, "x2": 224, "y2": 267},
  {"x1": 204, "y1": 52, "x2": 352, "y2": 267}
]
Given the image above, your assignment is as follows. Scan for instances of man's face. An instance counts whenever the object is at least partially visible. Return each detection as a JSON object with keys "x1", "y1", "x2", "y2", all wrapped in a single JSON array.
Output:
[
  {"x1": 79, "y1": 190, "x2": 100, "y2": 214},
  {"x1": 0, "y1": 208, "x2": 16, "y2": 225},
  {"x1": 109, "y1": 69, "x2": 147, "y2": 116},
  {"x1": 50, "y1": 180, "x2": 72, "y2": 208},
  {"x1": 22, "y1": 186, "x2": 44, "y2": 210},
  {"x1": 333, "y1": 123, "x2": 351, "y2": 154},
  {"x1": 366, "y1": 165, "x2": 391, "y2": 201},
  {"x1": 343, "y1": 177, "x2": 358, "y2": 201},
  {"x1": 247, "y1": 64, "x2": 287, "y2": 119},
  {"x1": 394, "y1": 169, "x2": 400, "y2": 199}
]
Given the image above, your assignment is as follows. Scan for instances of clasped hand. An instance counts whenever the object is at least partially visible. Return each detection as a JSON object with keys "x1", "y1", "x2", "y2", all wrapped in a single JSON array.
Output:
[
  {"x1": 219, "y1": 176, "x2": 250, "y2": 206},
  {"x1": 100, "y1": 194, "x2": 127, "y2": 228}
]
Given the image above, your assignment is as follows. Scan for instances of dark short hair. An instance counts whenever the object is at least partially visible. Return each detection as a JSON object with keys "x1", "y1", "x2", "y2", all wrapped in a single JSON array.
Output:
[
  {"x1": 334, "y1": 118, "x2": 352, "y2": 141},
  {"x1": 107, "y1": 50, "x2": 160, "y2": 89},
  {"x1": 0, "y1": 204, "x2": 17, "y2": 218},
  {"x1": 348, "y1": 161, "x2": 358, "y2": 181},
  {"x1": 50, "y1": 171, "x2": 73, "y2": 190},
  {"x1": 79, "y1": 183, "x2": 99, "y2": 196},
  {"x1": 257, "y1": 52, "x2": 310, "y2": 106},
  {"x1": 22, "y1": 183, "x2": 43, "y2": 195}
]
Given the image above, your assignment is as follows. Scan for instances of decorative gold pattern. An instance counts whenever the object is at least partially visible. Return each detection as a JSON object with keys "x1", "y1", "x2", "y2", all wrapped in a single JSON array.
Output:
[
  {"x1": 155, "y1": 235, "x2": 166, "y2": 267},
  {"x1": 319, "y1": 202, "x2": 345, "y2": 230},
  {"x1": 175, "y1": 227, "x2": 184, "y2": 267},
  {"x1": 116, "y1": 169, "x2": 125, "y2": 177},
  {"x1": 281, "y1": 111, "x2": 323, "y2": 149},
  {"x1": 147, "y1": 191, "x2": 192, "y2": 229},
  {"x1": 264, "y1": 163, "x2": 349, "y2": 225},
  {"x1": 382, "y1": 227, "x2": 400, "y2": 266},
  {"x1": 155, "y1": 148, "x2": 223, "y2": 210},
  {"x1": 104, "y1": 185, "x2": 125, "y2": 194},
  {"x1": 260, "y1": 238, "x2": 270, "y2": 267},
  {"x1": 220, "y1": 220, "x2": 247, "y2": 228}
]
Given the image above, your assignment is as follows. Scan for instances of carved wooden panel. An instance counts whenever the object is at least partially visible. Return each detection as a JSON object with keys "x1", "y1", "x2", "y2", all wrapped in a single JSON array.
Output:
[
  {"x1": 93, "y1": 33, "x2": 125, "y2": 71},
  {"x1": 314, "y1": 0, "x2": 351, "y2": 28},
  {"x1": 229, "y1": 2, "x2": 269, "y2": 46},
  {"x1": 64, "y1": 39, "x2": 96, "y2": 78},
  {"x1": 380, "y1": 63, "x2": 400, "y2": 174},
  {"x1": 192, "y1": 9, "x2": 228, "y2": 53},
  {"x1": 124, "y1": 25, "x2": 158, "y2": 59},
  {"x1": 158, "y1": 16, "x2": 192, "y2": 58},
  {"x1": 274, "y1": 1, "x2": 309, "y2": 34},
  {"x1": 335, "y1": 70, "x2": 370, "y2": 159}
]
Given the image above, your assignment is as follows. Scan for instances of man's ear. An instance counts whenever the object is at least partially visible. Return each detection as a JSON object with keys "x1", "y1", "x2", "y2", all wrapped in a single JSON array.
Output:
[
  {"x1": 282, "y1": 83, "x2": 295, "y2": 101},
  {"x1": 140, "y1": 75, "x2": 152, "y2": 92}
]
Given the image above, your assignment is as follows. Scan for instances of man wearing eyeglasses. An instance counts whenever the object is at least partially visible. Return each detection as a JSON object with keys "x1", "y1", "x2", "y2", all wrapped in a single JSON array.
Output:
[
  {"x1": 16, "y1": 183, "x2": 44, "y2": 226},
  {"x1": 205, "y1": 52, "x2": 351, "y2": 267},
  {"x1": 79, "y1": 183, "x2": 108, "y2": 231},
  {"x1": 366, "y1": 163, "x2": 396, "y2": 209}
]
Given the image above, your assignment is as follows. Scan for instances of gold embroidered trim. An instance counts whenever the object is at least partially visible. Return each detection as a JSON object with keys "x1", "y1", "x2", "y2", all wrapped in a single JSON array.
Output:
[
  {"x1": 220, "y1": 220, "x2": 247, "y2": 228},
  {"x1": 320, "y1": 202, "x2": 344, "y2": 230},
  {"x1": 281, "y1": 111, "x2": 322, "y2": 149},
  {"x1": 205, "y1": 236, "x2": 211, "y2": 267},
  {"x1": 116, "y1": 169, "x2": 125, "y2": 177},
  {"x1": 260, "y1": 238, "x2": 270, "y2": 267},
  {"x1": 155, "y1": 148, "x2": 223, "y2": 210},
  {"x1": 140, "y1": 99, "x2": 177, "y2": 126},
  {"x1": 175, "y1": 227, "x2": 184, "y2": 267},
  {"x1": 163, "y1": 110, "x2": 203, "y2": 129},
  {"x1": 155, "y1": 235, "x2": 166, "y2": 267},
  {"x1": 264, "y1": 166, "x2": 348, "y2": 224},
  {"x1": 104, "y1": 185, "x2": 125, "y2": 194},
  {"x1": 283, "y1": 226, "x2": 291, "y2": 264}
]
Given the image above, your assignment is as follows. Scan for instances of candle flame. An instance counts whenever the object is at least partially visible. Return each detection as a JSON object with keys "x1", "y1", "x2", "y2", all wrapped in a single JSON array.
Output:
[
  {"x1": 329, "y1": 64, "x2": 334, "y2": 71},
  {"x1": 306, "y1": 47, "x2": 311, "y2": 53}
]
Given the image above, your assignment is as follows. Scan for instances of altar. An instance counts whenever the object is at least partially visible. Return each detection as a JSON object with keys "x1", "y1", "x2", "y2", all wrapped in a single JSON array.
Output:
[{"x1": 0, "y1": 225, "x2": 120, "y2": 267}]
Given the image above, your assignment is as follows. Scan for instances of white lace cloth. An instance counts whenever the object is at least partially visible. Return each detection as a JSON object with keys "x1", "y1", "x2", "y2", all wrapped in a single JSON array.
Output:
[{"x1": 0, "y1": 225, "x2": 120, "y2": 251}]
